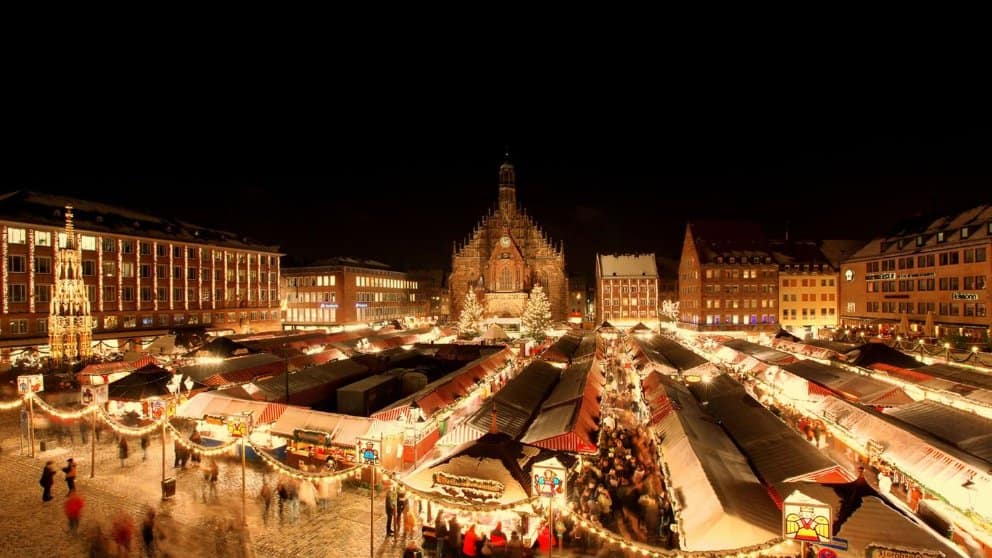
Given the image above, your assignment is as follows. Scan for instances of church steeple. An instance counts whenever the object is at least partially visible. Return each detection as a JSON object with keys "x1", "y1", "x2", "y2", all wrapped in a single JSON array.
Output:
[{"x1": 498, "y1": 149, "x2": 516, "y2": 217}]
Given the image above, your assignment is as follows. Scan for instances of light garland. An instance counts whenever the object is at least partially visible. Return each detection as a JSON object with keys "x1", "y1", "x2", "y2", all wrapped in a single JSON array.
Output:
[
  {"x1": 165, "y1": 422, "x2": 240, "y2": 456},
  {"x1": 247, "y1": 437, "x2": 362, "y2": 481},
  {"x1": 29, "y1": 394, "x2": 97, "y2": 420},
  {"x1": 97, "y1": 408, "x2": 165, "y2": 437},
  {"x1": 567, "y1": 508, "x2": 794, "y2": 557},
  {"x1": 0, "y1": 397, "x2": 24, "y2": 411}
]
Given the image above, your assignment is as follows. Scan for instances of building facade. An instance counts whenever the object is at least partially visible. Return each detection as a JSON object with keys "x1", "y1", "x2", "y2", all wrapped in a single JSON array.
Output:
[
  {"x1": 282, "y1": 258, "x2": 428, "y2": 328},
  {"x1": 567, "y1": 273, "x2": 587, "y2": 323},
  {"x1": 595, "y1": 253, "x2": 659, "y2": 326},
  {"x1": 449, "y1": 156, "x2": 568, "y2": 323},
  {"x1": 0, "y1": 191, "x2": 282, "y2": 352},
  {"x1": 839, "y1": 205, "x2": 991, "y2": 341},
  {"x1": 678, "y1": 222, "x2": 779, "y2": 331},
  {"x1": 771, "y1": 241, "x2": 839, "y2": 334},
  {"x1": 407, "y1": 269, "x2": 447, "y2": 322}
]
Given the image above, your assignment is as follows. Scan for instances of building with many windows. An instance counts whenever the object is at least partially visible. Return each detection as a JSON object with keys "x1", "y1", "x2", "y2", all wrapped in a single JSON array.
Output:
[
  {"x1": 678, "y1": 221, "x2": 779, "y2": 331},
  {"x1": 771, "y1": 240, "x2": 839, "y2": 335},
  {"x1": 282, "y1": 258, "x2": 428, "y2": 328},
  {"x1": 0, "y1": 191, "x2": 282, "y2": 352},
  {"x1": 839, "y1": 205, "x2": 991, "y2": 341},
  {"x1": 595, "y1": 253, "x2": 658, "y2": 327}
]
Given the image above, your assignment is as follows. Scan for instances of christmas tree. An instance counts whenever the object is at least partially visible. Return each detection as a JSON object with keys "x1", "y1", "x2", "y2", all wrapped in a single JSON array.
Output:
[
  {"x1": 457, "y1": 289, "x2": 484, "y2": 339},
  {"x1": 521, "y1": 283, "x2": 552, "y2": 341}
]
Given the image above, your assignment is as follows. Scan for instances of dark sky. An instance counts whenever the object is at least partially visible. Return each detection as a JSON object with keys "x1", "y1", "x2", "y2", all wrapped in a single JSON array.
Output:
[{"x1": 5, "y1": 111, "x2": 991, "y2": 281}]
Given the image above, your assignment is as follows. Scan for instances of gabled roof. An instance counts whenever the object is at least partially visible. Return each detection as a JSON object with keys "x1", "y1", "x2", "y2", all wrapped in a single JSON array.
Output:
[
  {"x1": 468, "y1": 360, "x2": 559, "y2": 438},
  {"x1": 596, "y1": 253, "x2": 658, "y2": 277},
  {"x1": 849, "y1": 203, "x2": 992, "y2": 260},
  {"x1": 768, "y1": 240, "x2": 833, "y2": 267},
  {"x1": 0, "y1": 190, "x2": 279, "y2": 252},
  {"x1": 687, "y1": 221, "x2": 775, "y2": 265},
  {"x1": 780, "y1": 360, "x2": 912, "y2": 406},
  {"x1": 884, "y1": 400, "x2": 992, "y2": 463},
  {"x1": 108, "y1": 363, "x2": 173, "y2": 401}
]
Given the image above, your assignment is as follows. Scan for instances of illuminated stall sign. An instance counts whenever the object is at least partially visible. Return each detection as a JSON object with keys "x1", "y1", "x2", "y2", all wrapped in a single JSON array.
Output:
[
  {"x1": 782, "y1": 490, "x2": 831, "y2": 544},
  {"x1": 17, "y1": 374, "x2": 44, "y2": 394},
  {"x1": 865, "y1": 544, "x2": 944, "y2": 558},
  {"x1": 295, "y1": 429, "x2": 331, "y2": 446},
  {"x1": 432, "y1": 472, "x2": 505, "y2": 495},
  {"x1": 80, "y1": 384, "x2": 108, "y2": 405},
  {"x1": 356, "y1": 436, "x2": 381, "y2": 464},
  {"x1": 532, "y1": 456, "x2": 568, "y2": 498}
]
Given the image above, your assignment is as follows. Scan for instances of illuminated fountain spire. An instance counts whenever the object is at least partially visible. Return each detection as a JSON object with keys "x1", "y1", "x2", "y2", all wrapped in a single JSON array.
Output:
[{"x1": 48, "y1": 205, "x2": 94, "y2": 363}]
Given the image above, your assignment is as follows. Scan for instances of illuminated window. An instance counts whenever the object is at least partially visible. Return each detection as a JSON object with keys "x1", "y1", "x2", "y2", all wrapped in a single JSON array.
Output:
[
  {"x1": 35, "y1": 284, "x2": 52, "y2": 302},
  {"x1": 104, "y1": 316, "x2": 117, "y2": 329},
  {"x1": 35, "y1": 231, "x2": 52, "y2": 246},
  {"x1": 7, "y1": 228, "x2": 26, "y2": 244}
]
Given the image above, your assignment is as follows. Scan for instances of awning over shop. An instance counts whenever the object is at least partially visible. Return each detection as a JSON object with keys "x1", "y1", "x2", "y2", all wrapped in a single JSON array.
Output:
[
  {"x1": 688, "y1": 375, "x2": 854, "y2": 496},
  {"x1": 270, "y1": 406, "x2": 372, "y2": 446},
  {"x1": 836, "y1": 496, "x2": 964, "y2": 557},
  {"x1": 770, "y1": 338, "x2": 840, "y2": 361},
  {"x1": 176, "y1": 391, "x2": 288, "y2": 425},
  {"x1": 78, "y1": 355, "x2": 157, "y2": 385},
  {"x1": 652, "y1": 375, "x2": 781, "y2": 551},
  {"x1": 520, "y1": 360, "x2": 602, "y2": 453},
  {"x1": 722, "y1": 339, "x2": 798, "y2": 365},
  {"x1": 884, "y1": 400, "x2": 992, "y2": 463},
  {"x1": 179, "y1": 353, "x2": 286, "y2": 387},
  {"x1": 780, "y1": 360, "x2": 913, "y2": 407},
  {"x1": 467, "y1": 360, "x2": 559, "y2": 438}
]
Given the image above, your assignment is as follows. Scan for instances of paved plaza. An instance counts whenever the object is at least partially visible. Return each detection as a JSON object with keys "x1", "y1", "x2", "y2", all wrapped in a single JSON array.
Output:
[{"x1": 0, "y1": 411, "x2": 427, "y2": 558}]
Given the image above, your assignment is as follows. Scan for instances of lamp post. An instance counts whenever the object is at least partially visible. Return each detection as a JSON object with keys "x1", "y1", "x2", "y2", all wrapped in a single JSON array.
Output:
[{"x1": 240, "y1": 410, "x2": 253, "y2": 527}]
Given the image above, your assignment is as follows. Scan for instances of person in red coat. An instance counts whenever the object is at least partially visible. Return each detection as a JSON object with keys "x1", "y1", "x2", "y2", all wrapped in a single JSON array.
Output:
[
  {"x1": 64, "y1": 491, "x2": 84, "y2": 533},
  {"x1": 462, "y1": 524, "x2": 478, "y2": 557},
  {"x1": 537, "y1": 522, "x2": 556, "y2": 554},
  {"x1": 489, "y1": 521, "x2": 507, "y2": 556}
]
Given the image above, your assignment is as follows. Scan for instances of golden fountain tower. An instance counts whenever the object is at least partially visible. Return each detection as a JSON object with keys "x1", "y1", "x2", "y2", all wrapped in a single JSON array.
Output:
[{"x1": 48, "y1": 205, "x2": 94, "y2": 362}]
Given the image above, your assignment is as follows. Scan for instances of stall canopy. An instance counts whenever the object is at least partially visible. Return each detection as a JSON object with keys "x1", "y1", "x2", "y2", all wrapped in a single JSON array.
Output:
[
  {"x1": 78, "y1": 355, "x2": 156, "y2": 385},
  {"x1": 180, "y1": 353, "x2": 287, "y2": 388},
  {"x1": 811, "y1": 396, "x2": 992, "y2": 521},
  {"x1": 688, "y1": 374, "x2": 854, "y2": 499},
  {"x1": 467, "y1": 360, "x2": 560, "y2": 439},
  {"x1": 870, "y1": 362, "x2": 992, "y2": 409},
  {"x1": 248, "y1": 358, "x2": 371, "y2": 407},
  {"x1": 482, "y1": 324, "x2": 510, "y2": 341},
  {"x1": 780, "y1": 360, "x2": 913, "y2": 407},
  {"x1": 520, "y1": 360, "x2": 603, "y2": 453},
  {"x1": 633, "y1": 334, "x2": 712, "y2": 374},
  {"x1": 652, "y1": 374, "x2": 781, "y2": 551},
  {"x1": 372, "y1": 347, "x2": 513, "y2": 422},
  {"x1": 185, "y1": 337, "x2": 259, "y2": 359},
  {"x1": 143, "y1": 334, "x2": 185, "y2": 356},
  {"x1": 177, "y1": 391, "x2": 287, "y2": 425},
  {"x1": 843, "y1": 342, "x2": 922, "y2": 369},
  {"x1": 107, "y1": 363, "x2": 173, "y2": 401},
  {"x1": 884, "y1": 400, "x2": 992, "y2": 463},
  {"x1": 270, "y1": 406, "x2": 372, "y2": 447},
  {"x1": 835, "y1": 496, "x2": 964, "y2": 557},
  {"x1": 404, "y1": 432, "x2": 572, "y2": 507},
  {"x1": 722, "y1": 339, "x2": 797, "y2": 366},
  {"x1": 770, "y1": 338, "x2": 840, "y2": 361},
  {"x1": 541, "y1": 332, "x2": 596, "y2": 364}
]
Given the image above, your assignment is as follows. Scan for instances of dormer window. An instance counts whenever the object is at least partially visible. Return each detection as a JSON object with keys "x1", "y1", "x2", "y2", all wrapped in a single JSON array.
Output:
[
  {"x1": 937, "y1": 231, "x2": 946, "y2": 243},
  {"x1": 716, "y1": 256, "x2": 723, "y2": 264},
  {"x1": 728, "y1": 257, "x2": 735, "y2": 264},
  {"x1": 916, "y1": 235, "x2": 924, "y2": 247},
  {"x1": 961, "y1": 226, "x2": 970, "y2": 239}
]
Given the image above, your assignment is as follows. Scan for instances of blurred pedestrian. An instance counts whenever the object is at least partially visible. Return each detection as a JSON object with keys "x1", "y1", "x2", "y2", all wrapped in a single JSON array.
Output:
[
  {"x1": 40, "y1": 460, "x2": 56, "y2": 502},
  {"x1": 402, "y1": 539, "x2": 423, "y2": 558},
  {"x1": 63, "y1": 457, "x2": 78, "y2": 493},
  {"x1": 259, "y1": 481, "x2": 274, "y2": 524},
  {"x1": 111, "y1": 512, "x2": 134, "y2": 558},
  {"x1": 64, "y1": 490, "x2": 84, "y2": 533},
  {"x1": 140, "y1": 434, "x2": 150, "y2": 461},
  {"x1": 141, "y1": 508, "x2": 156, "y2": 557},
  {"x1": 118, "y1": 437, "x2": 129, "y2": 468}
]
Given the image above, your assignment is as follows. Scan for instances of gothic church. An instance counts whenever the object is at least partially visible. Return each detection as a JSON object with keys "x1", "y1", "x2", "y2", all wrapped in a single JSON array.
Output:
[{"x1": 449, "y1": 155, "x2": 568, "y2": 323}]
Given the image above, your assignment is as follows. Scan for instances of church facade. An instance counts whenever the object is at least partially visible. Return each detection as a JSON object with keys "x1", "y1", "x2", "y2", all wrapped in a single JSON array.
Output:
[{"x1": 449, "y1": 156, "x2": 568, "y2": 323}]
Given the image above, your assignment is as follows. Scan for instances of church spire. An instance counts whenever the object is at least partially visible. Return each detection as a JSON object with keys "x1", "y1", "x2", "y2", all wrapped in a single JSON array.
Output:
[{"x1": 498, "y1": 149, "x2": 516, "y2": 218}]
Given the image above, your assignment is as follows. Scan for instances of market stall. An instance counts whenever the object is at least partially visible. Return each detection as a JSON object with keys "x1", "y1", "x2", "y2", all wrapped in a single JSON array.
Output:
[
  {"x1": 105, "y1": 363, "x2": 175, "y2": 422},
  {"x1": 176, "y1": 391, "x2": 288, "y2": 460},
  {"x1": 270, "y1": 406, "x2": 372, "y2": 470}
]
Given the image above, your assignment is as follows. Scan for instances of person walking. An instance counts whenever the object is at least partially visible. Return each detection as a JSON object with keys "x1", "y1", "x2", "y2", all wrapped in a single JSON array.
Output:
[
  {"x1": 141, "y1": 508, "x2": 156, "y2": 557},
  {"x1": 506, "y1": 531, "x2": 524, "y2": 558},
  {"x1": 434, "y1": 511, "x2": 448, "y2": 558},
  {"x1": 64, "y1": 490, "x2": 84, "y2": 534},
  {"x1": 78, "y1": 419, "x2": 88, "y2": 445},
  {"x1": 62, "y1": 458, "x2": 78, "y2": 494},
  {"x1": 118, "y1": 437, "x2": 129, "y2": 468},
  {"x1": 40, "y1": 461, "x2": 57, "y2": 502},
  {"x1": 259, "y1": 481, "x2": 274, "y2": 524},
  {"x1": 140, "y1": 434, "x2": 150, "y2": 461},
  {"x1": 385, "y1": 486, "x2": 398, "y2": 537},
  {"x1": 396, "y1": 489, "x2": 409, "y2": 536}
]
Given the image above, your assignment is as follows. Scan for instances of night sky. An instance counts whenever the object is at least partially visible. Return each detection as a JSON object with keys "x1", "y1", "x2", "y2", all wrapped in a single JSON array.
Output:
[{"x1": 4, "y1": 118, "x2": 990, "y2": 281}]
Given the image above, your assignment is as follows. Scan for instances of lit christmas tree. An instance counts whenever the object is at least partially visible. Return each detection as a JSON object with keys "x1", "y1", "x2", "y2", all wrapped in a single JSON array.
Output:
[
  {"x1": 521, "y1": 284, "x2": 552, "y2": 341},
  {"x1": 457, "y1": 289, "x2": 484, "y2": 339}
]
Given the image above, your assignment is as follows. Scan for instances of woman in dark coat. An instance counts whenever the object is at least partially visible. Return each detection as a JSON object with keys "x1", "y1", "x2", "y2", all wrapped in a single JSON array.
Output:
[{"x1": 40, "y1": 461, "x2": 56, "y2": 502}]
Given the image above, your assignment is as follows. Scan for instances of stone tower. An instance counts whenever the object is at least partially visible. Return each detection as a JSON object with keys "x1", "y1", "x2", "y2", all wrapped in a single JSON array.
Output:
[{"x1": 48, "y1": 205, "x2": 94, "y2": 363}]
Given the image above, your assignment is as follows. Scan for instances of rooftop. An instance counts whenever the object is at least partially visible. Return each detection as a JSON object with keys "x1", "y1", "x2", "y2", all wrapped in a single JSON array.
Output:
[{"x1": 597, "y1": 253, "x2": 658, "y2": 277}]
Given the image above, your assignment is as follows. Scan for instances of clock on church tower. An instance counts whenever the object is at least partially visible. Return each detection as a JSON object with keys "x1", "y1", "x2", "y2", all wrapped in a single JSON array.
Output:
[{"x1": 500, "y1": 235, "x2": 511, "y2": 247}]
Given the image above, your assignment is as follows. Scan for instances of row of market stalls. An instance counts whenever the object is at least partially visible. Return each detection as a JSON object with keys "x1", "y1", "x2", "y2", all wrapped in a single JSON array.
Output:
[
  {"x1": 540, "y1": 331, "x2": 596, "y2": 365},
  {"x1": 760, "y1": 359, "x2": 914, "y2": 408},
  {"x1": 630, "y1": 334, "x2": 719, "y2": 379}
]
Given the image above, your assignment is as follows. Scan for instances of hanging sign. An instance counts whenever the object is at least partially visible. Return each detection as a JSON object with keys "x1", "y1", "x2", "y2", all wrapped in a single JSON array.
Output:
[
  {"x1": 80, "y1": 384, "x2": 109, "y2": 405},
  {"x1": 17, "y1": 374, "x2": 44, "y2": 394},
  {"x1": 532, "y1": 456, "x2": 567, "y2": 499},
  {"x1": 356, "y1": 436, "x2": 381, "y2": 465},
  {"x1": 782, "y1": 490, "x2": 832, "y2": 544},
  {"x1": 865, "y1": 544, "x2": 944, "y2": 558}
]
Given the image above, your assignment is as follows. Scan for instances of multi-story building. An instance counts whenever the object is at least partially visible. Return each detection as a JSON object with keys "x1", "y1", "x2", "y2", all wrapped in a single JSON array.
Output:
[
  {"x1": 595, "y1": 253, "x2": 659, "y2": 327},
  {"x1": 770, "y1": 240, "x2": 838, "y2": 334},
  {"x1": 0, "y1": 191, "x2": 282, "y2": 353},
  {"x1": 567, "y1": 273, "x2": 587, "y2": 323},
  {"x1": 408, "y1": 269, "x2": 447, "y2": 321},
  {"x1": 678, "y1": 221, "x2": 779, "y2": 331},
  {"x1": 657, "y1": 256, "x2": 679, "y2": 305},
  {"x1": 282, "y1": 258, "x2": 429, "y2": 329},
  {"x1": 839, "y1": 205, "x2": 991, "y2": 341}
]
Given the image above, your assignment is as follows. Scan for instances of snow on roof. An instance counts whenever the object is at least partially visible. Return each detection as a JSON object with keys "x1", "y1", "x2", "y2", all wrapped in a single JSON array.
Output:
[{"x1": 597, "y1": 253, "x2": 658, "y2": 277}]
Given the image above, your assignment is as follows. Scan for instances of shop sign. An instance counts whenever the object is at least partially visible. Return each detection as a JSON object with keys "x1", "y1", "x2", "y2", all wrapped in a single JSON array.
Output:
[
  {"x1": 80, "y1": 384, "x2": 108, "y2": 405},
  {"x1": 865, "y1": 273, "x2": 896, "y2": 281},
  {"x1": 356, "y1": 436, "x2": 381, "y2": 465},
  {"x1": 17, "y1": 374, "x2": 44, "y2": 394},
  {"x1": 433, "y1": 472, "x2": 505, "y2": 495},
  {"x1": 228, "y1": 412, "x2": 253, "y2": 437},
  {"x1": 532, "y1": 456, "x2": 568, "y2": 498},
  {"x1": 865, "y1": 544, "x2": 944, "y2": 558},
  {"x1": 951, "y1": 292, "x2": 978, "y2": 300},
  {"x1": 319, "y1": 303, "x2": 338, "y2": 309},
  {"x1": 782, "y1": 490, "x2": 831, "y2": 544},
  {"x1": 356, "y1": 303, "x2": 369, "y2": 308},
  {"x1": 898, "y1": 272, "x2": 935, "y2": 279},
  {"x1": 296, "y1": 429, "x2": 331, "y2": 446}
]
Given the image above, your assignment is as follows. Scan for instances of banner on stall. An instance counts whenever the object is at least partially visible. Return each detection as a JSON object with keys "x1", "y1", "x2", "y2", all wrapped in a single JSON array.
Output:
[{"x1": 17, "y1": 374, "x2": 44, "y2": 394}]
